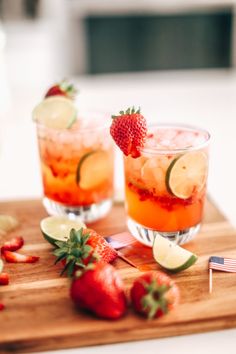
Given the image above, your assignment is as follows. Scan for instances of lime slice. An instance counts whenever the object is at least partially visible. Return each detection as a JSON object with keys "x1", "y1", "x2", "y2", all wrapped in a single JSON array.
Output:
[
  {"x1": 153, "y1": 234, "x2": 198, "y2": 273},
  {"x1": 166, "y1": 151, "x2": 207, "y2": 199},
  {"x1": 32, "y1": 96, "x2": 77, "y2": 129},
  {"x1": 0, "y1": 259, "x2": 3, "y2": 273},
  {"x1": 76, "y1": 150, "x2": 111, "y2": 190},
  {"x1": 40, "y1": 216, "x2": 86, "y2": 245}
]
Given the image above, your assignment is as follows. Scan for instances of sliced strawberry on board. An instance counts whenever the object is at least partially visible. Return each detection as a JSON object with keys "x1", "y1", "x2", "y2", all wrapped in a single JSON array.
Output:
[
  {"x1": 3, "y1": 250, "x2": 39, "y2": 264},
  {"x1": 1, "y1": 236, "x2": 24, "y2": 253},
  {"x1": 0, "y1": 272, "x2": 9, "y2": 285},
  {"x1": 45, "y1": 80, "x2": 77, "y2": 100},
  {"x1": 0, "y1": 303, "x2": 5, "y2": 311},
  {"x1": 110, "y1": 107, "x2": 147, "y2": 158}
]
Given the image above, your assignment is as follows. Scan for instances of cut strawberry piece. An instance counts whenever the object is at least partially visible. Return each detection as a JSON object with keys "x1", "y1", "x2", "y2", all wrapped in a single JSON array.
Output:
[
  {"x1": 0, "y1": 273, "x2": 9, "y2": 285},
  {"x1": 110, "y1": 107, "x2": 147, "y2": 158},
  {"x1": 3, "y1": 250, "x2": 39, "y2": 264},
  {"x1": 0, "y1": 303, "x2": 5, "y2": 311},
  {"x1": 1, "y1": 236, "x2": 24, "y2": 253}
]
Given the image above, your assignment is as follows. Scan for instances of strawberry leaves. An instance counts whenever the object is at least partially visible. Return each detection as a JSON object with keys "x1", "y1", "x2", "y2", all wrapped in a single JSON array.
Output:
[{"x1": 53, "y1": 228, "x2": 96, "y2": 277}]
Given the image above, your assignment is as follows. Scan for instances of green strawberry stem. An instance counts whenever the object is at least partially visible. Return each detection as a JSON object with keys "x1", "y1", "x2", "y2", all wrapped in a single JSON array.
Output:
[
  {"x1": 112, "y1": 106, "x2": 141, "y2": 119},
  {"x1": 141, "y1": 280, "x2": 171, "y2": 319},
  {"x1": 53, "y1": 228, "x2": 98, "y2": 277}
]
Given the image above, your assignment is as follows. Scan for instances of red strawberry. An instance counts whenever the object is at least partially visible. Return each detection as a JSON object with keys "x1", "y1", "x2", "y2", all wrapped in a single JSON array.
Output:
[
  {"x1": 45, "y1": 80, "x2": 77, "y2": 100},
  {"x1": 3, "y1": 250, "x2": 39, "y2": 264},
  {"x1": 54, "y1": 228, "x2": 117, "y2": 277},
  {"x1": 0, "y1": 273, "x2": 9, "y2": 285},
  {"x1": 110, "y1": 107, "x2": 147, "y2": 158},
  {"x1": 0, "y1": 303, "x2": 5, "y2": 311},
  {"x1": 70, "y1": 262, "x2": 127, "y2": 319},
  {"x1": 130, "y1": 271, "x2": 179, "y2": 319},
  {"x1": 1, "y1": 236, "x2": 24, "y2": 254}
]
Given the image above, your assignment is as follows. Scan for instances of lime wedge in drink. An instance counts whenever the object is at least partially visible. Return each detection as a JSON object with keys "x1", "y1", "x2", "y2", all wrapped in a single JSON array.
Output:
[
  {"x1": 40, "y1": 216, "x2": 86, "y2": 245},
  {"x1": 165, "y1": 151, "x2": 208, "y2": 199},
  {"x1": 32, "y1": 96, "x2": 77, "y2": 129},
  {"x1": 153, "y1": 234, "x2": 198, "y2": 272},
  {"x1": 76, "y1": 150, "x2": 110, "y2": 190}
]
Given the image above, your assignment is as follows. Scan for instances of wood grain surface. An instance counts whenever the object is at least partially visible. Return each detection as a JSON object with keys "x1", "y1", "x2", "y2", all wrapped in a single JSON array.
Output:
[{"x1": 0, "y1": 198, "x2": 236, "y2": 353}]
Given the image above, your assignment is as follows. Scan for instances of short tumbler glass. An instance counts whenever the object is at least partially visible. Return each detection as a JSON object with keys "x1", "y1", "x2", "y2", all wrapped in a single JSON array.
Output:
[
  {"x1": 123, "y1": 124, "x2": 210, "y2": 246},
  {"x1": 36, "y1": 111, "x2": 114, "y2": 223}
]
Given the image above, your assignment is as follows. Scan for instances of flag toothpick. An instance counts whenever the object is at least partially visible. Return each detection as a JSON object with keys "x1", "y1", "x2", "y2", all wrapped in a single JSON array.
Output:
[{"x1": 209, "y1": 256, "x2": 236, "y2": 293}]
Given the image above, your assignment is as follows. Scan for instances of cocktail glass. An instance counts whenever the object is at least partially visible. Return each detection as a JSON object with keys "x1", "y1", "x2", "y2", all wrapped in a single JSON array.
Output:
[
  {"x1": 123, "y1": 124, "x2": 210, "y2": 246},
  {"x1": 36, "y1": 111, "x2": 114, "y2": 223}
]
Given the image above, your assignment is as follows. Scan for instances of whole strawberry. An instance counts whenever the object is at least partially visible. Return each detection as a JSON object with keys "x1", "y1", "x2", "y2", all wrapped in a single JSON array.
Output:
[
  {"x1": 110, "y1": 107, "x2": 147, "y2": 158},
  {"x1": 70, "y1": 262, "x2": 127, "y2": 319},
  {"x1": 54, "y1": 228, "x2": 117, "y2": 276},
  {"x1": 131, "y1": 271, "x2": 179, "y2": 319},
  {"x1": 45, "y1": 79, "x2": 77, "y2": 100}
]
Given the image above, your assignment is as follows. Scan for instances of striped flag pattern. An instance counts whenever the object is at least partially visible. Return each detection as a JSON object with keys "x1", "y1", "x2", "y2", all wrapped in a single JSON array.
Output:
[{"x1": 209, "y1": 256, "x2": 236, "y2": 272}]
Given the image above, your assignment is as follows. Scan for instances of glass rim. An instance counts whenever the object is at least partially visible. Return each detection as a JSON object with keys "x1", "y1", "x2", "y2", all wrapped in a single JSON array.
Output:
[
  {"x1": 35, "y1": 108, "x2": 111, "y2": 134},
  {"x1": 140, "y1": 123, "x2": 210, "y2": 155}
]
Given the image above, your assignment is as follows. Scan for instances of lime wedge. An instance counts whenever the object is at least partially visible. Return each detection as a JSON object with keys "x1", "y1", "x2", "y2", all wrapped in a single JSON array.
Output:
[
  {"x1": 40, "y1": 216, "x2": 86, "y2": 245},
  {"x1": 0, "y1": 259, "x2": 3, "y2": 273},
  {"x1": 153, "y1": 234, "x2": 198, "y2": 273},
  {"x1": 166, "y1": 151, "x2": 207, "y2": 199},
  {"x1": 76, "y1": 150, "x2": 111, "y2": 190},
  {"x1": 32, "y1": 96, "x2": 77, "y2": 129}
]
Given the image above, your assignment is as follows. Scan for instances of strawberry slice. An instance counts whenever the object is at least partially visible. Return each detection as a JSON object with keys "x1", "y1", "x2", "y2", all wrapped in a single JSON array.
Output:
[
  {"x1": 0, "y1": 303, "x2": 5, "y2": 311},
  {"x1": 110, "y1": 107, "x2": 147, "y2": 158},
  {"x1": 0, "y1": 273, "x2": 9, "y2": 285},
  {"x1": 3, "y1": 250, "x2": 39, "y2": 264},
  {"x1": 1, "y1": 236, "x2": 24, "y2": 253}
]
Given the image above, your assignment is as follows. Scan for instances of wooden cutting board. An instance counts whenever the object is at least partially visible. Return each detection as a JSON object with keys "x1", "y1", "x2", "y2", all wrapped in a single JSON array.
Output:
[{"x1": 0, "y1": 198, "x2": 236, "y2": 353}]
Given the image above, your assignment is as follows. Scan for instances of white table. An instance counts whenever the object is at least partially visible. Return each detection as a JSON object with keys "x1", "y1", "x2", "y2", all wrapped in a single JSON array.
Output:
[{"x1": 1, "y1": 69, "x2": 236, "y2": 354}]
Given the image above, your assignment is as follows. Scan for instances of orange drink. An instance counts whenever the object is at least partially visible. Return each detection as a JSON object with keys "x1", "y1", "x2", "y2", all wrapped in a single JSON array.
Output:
[
  {"x1": 124, "y1": 125, "x2": 210, "y2": 245},
  {"x1": 36, "y1": 110, "x2": 114, "y2": 222}
]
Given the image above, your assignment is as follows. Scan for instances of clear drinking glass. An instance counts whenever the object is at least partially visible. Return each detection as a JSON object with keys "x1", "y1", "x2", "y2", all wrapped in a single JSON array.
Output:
[
  {"x1": 36, "y1": 111, "x2": 114, "y2": 223},
  {"x1": 123, "y1": 124, "x2": 210, "y2": 246}
]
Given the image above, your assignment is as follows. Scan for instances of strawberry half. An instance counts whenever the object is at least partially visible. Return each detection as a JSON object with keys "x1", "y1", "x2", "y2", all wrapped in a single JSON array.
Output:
[
  {"x1": 54, "y1": 228, "x2": 117, "y2": 277},
  {"x1": 70, "y1": 262, "x2": 127, "y2": 319},
  {"x1": 130, "y1": 271, "x2": 179, "y2": 319},
  {"x1": 1, "y1": 236, "x2": 24, "y2": 254},
  {"x1": 2, "y1": 250, "x2": 39, "y2": 264},
  {"x1": 0, "y1": 303, "x2": 5, "y2": 311},
  {"x1": 110, "y1": 107, "x2": 147, "y2": 158},
  {"x1": 45, "y1": 80, "x2": 77, "y2": 100},
  {"x1": 0, "y1": 273, "x2": 9, "y2": 285}
]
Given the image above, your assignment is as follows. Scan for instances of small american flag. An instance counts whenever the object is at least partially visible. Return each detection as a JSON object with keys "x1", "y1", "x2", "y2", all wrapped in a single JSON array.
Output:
[{"x1": 209, "y1": 256, "x2": 236, "y2": 273}]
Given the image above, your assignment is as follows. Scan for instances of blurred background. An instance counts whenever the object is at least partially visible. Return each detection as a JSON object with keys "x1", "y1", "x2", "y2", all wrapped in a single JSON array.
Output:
[{"x1": 0, "y1": 0, "x2": 236, "y2": 224}]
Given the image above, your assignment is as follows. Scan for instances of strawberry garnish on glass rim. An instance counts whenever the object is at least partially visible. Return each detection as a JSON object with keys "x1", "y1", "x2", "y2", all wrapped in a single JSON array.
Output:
[
  {"x1": 53, "y1": 228, "x2": 117, "y2": 277},
  {"x1": 44, "y1": 79, "x2": 77, "y2": 100},
  {"x1": 110, "y1": 107, "x2": 147, "y2": 158}
]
